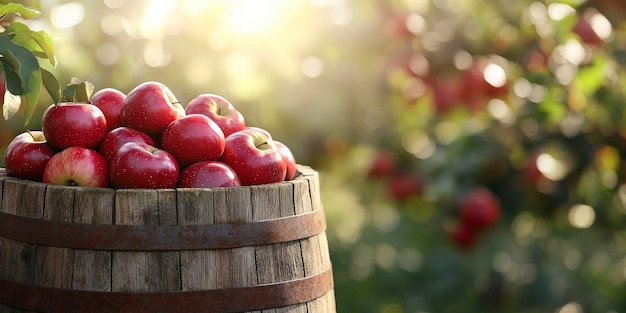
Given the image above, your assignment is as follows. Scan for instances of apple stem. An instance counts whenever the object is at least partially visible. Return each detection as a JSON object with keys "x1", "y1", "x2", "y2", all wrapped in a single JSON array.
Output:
[
  {"x1": 257, "y1": 141, "x2": 268, "y2": 149},
  {"x1": 26, "y1": 129, "x2": 36, "y2": 141}
]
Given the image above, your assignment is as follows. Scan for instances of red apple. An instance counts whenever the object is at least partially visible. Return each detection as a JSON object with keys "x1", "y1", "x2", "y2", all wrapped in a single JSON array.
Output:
[
  {"x1": 459, "y1": 187, "x2": 500, "y2": 230},
  {"x1": 572, "y1": 9, "x2": 606, "y2": 46},
  {"x1": 119, "y1": 81, "x2": 185, "y2": 138},
  {"x1": 367, "y1": 150, "x2": 396, "y2": 178},
  {"x1": 274, "y1": 140, "x2": 296, "y2": 180},
  {"x1": 91, "y1": 88, "x2": 126, "y2": 132},
  {"x1": 386, "y1": 172, "x2": 423, "y2": 201},
  {"x1": 161, "y1": 114, "x2": 225, "y2": 168},
  {"x1": 431, "y1": 75, "x2": 461, "y2": 113},
  {"x1": 110, "y1": 142, "x2": 179, "y2": 189},
  {"x1": 98, "y1": 127, "x2": 155, "y2": 163},
  {"x1": 235, "y1": 126, "x2": 272, "y2": 140},
  {"x1": 185, "y1": 94, "x2": 246, "y2": 137},
  {"x1": 42, "y1": 147, "x2": 109, "y2": 187},
  {"x1": 522, "y1": 151, "x2": 545, "y2": 187},
  {"x1": 41, "y1": 102, "x2": 108, "y2": 150},
  {"x1": 4, "y1": 131, "x2": 57, "y2": 181},
  {"x1": 178, "y1": 161, "x2": 241, "y2": 188},
  {"x1": 219, "y1": 130, "x2": 286, "y2": 186},
  {"x1": 449, "y1": 223, "x2": 477, "y2": 251}
]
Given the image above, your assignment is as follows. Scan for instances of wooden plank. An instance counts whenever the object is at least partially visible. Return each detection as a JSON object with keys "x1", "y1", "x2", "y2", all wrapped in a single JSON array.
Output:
[
  {"x1": 34, "y1": 185, "x2": 75, "y2": 289},
  {"x1": 0, "y1": 179, "x2": 46, "y2": 313},
  {"x1": 112, "y1": 189, "x2": 181, "y2": 292},
  {"x1": 253, "y1": 182, "x2": 307, "y2": 313},
  {"x1": 178, "y1": 188, "x2": 217, "y2": 291},
  {"x1": 0, "y1": 180, "x2": 45, "y2": 282},
  {"x1": 213, "y1": 187, "x2": 257, "y2": 290},
  {"x1": 72, "y1": 187, "x2": 115, "y2": 291},
  {"x1": 298, "y1": 171, "x2": 334, "y2": 313}
]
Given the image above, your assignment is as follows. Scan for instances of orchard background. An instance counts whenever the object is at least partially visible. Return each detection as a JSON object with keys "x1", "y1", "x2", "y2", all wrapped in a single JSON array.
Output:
[{"x1": 2, "y1": 0, "x2": 626, "y2": 312}]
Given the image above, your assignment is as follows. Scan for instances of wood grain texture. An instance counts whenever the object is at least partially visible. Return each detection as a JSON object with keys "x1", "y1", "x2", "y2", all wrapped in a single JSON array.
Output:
[
  {"x1": 0, "y1": 178, "x2": 46, "y2": 313},
  {"x1": 0, "y1": 165, "x2": 335, "y2": 312},
  {"x1": 112, "y1": 189, "x2": 181, "y2": 292},
  {"x1": 178, "y1": 188, "x2": 217, "y2": 291},
  {"x1": 35, "y1": 185, "x2": 75, "y2": 289},
  {"x1": 72, "y1": 187, "x2": 115, "y2": 291}
]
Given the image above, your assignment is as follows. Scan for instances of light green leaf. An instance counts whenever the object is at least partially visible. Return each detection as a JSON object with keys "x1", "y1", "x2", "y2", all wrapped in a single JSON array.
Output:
[
  {"x1": 0, "y1": 3, "x2": 40, "y2": 20},
  {"x1": 574, "y1": 55, "x2": 608, "y2": 98},
  {"x1": 5, "y1": 22, "x2": 56, "y2": 66},
  {"x1": 22, "y1": 68, "x2": 42, "y2": 125},
  {"x1": 2, "y1": 89, "x2": 21, "y2": 120},
  {"x1": 41, "y1": 68, "x2": 61, "y2": 104}
]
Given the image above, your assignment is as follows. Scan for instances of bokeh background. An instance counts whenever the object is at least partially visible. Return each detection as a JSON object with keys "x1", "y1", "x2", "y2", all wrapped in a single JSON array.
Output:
[{"x1": 3, "y1": 0, "x2": 626, "y2": 312}]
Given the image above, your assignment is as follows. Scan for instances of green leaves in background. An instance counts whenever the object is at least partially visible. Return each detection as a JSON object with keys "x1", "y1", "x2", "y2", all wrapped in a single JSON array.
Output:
[
  {"x1": 0, "y1": 3, "x2": 60, "y2": 125},
  {"x1": 0, "y1": 3, "x2": 39, "y2": 20}
]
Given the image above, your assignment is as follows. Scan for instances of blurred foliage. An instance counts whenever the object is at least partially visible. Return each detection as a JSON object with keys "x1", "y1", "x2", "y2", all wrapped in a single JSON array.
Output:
[{"x1": 2, "y1": 0, "x2": 626, "y2": 312}]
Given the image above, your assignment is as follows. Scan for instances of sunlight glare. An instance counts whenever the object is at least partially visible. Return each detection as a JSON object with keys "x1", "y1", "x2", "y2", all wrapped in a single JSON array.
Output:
[
  {"x1": 484, "y1": 63, "x2": 507, "y2": 88},
  {"x1": 140, "y1": 0, "x2": 180, "y2": 39},
  {"x1": 568, "y1": 204, "x2": 595, "y2": 229},
  {"x1": 50, "y1": 2, "x2": 85, "y2": 29},
  {"x1": 224, "y1": 0, "x2": 290, "y2": 34}
]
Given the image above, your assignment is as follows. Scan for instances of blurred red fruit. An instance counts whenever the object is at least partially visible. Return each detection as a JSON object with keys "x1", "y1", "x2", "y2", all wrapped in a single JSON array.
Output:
[
  {"x1": 572, "y1": 8, "x2": 611, "y2": 46},
  {"x1": 449, "y1": 223, "x2": 477, "y2": 250},
  {"x1": 386, "y1": 172, "x2": 423, "y2": 201},
  {"x1": 460, "y1": 187, "x2": 500, "y2": 230},
  {"x1": 367, "y1": 150, "x2": 396, "y2": 178}
]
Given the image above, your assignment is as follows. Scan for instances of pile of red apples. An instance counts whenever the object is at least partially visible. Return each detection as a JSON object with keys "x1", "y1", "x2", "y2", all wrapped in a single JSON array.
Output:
[{"x1": 3, "y1": 81, "x2": 296, "y2": 189}]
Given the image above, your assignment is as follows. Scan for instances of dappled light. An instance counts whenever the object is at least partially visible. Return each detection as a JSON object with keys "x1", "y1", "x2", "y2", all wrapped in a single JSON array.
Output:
[{"x1": 2, "y1": 0, "x2": 626, "y2": 312}]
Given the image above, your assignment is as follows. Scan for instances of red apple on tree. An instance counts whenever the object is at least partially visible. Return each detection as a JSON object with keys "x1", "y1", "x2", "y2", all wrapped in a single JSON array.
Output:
[
  {"x1": 219, "y1": 130, "x2": 287, "y2": 186},
  {"x1": 367, "y1": 150, "x2": 396, "y2": 179},
  {"x1": 110, "y1": 142, "x2": 179, "y2": 189},
  {"x1": 41, "y1": 102, "x2": 108, "y2": 150},
  {"x1": 91, "y1": 88, "x2": 126, "y2": 132},
  {"x1": 178, "y1": 161, "x2": 241, "y2": 188},
  {"x1": 42, "y1": 146, "x2": 109, "y2": 187},
  {"x1": 161, "y1": 114, "x2": 225, "y2": 169},
  {"x1": 274, "y1": 140, "x2": 297, "y2": 180},
  {"x1": 459, "y1": 187, "x2": 500, "y2": 230},
  {"x1": 98, "y1": 126, "x2": 155, "y2": 163},
  {"x1": 449, "y1": 222, "x2": 477, "y2": 251},
  {"x1": 386, "y1": 171, "x2": 423, "y2": 202},
  {"x1": 119, "y1": 81, "x2": 185, "y2": 138},
  {"x1": 185, "y1": 94, "x2": 246, "y2": 137},
  {"x1": 4, "y1": 131, "x2": 57, "y2": 181}
]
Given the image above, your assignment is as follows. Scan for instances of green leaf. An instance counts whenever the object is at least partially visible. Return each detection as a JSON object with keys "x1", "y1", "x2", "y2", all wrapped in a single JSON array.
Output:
[
  {"x1": 0, "y1": 3, "x2": 40, "y2": 20},
  {"x1": 2, "y1": 89, "x2": 20, "y2": 120},
  {"x1": 5, "y1": 22, "x2": 56, "y2": 66},
  {"x1": 0, "y1": 36, "x2": 40, "y2": 94},
  {"x1": 41, "y1": 68, "x2": 61, "y2": 104},
  {"x1": 22, "y1": 68, "x2": 41, "y2": 125},
  {"x1": 0, "y1": 51, "x2": 24, "y2": 95},
  {"x1": 574, "y1": 55, "x2": 608, "y2": 98},
  {"x1": 62, "y1": 78, "x2": 94, "y2": 102}
]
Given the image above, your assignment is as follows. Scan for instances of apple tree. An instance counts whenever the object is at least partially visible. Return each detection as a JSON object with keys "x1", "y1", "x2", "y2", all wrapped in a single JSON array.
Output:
[{"x1": 322, "y1": 1, "x2": 626, "y2": 312}]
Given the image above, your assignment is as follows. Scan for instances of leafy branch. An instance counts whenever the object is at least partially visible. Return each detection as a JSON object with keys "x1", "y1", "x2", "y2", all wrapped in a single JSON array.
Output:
[{"x1": 0, "y1": 3, "x2": 61, "y2": 125}]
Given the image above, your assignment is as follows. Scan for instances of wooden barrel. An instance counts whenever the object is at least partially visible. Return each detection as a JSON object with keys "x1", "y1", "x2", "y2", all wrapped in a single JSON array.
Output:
[{"x1": 0, "y1": 165, "x2": 335, "y2": 313}]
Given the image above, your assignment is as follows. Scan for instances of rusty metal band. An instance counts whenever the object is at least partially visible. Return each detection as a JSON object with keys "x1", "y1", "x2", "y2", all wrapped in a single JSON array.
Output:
[
  {"x1": 0, "y1": 267, "x2": 333, "y2": 313},
  {"x1": 0, "y1": 208, "x2": 326, "y2": 251}
]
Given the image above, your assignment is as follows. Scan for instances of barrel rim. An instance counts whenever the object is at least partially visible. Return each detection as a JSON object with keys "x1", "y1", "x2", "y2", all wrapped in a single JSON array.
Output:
[{"x1": 0, "y1": 164, "x2": 317, "y2": 192}]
